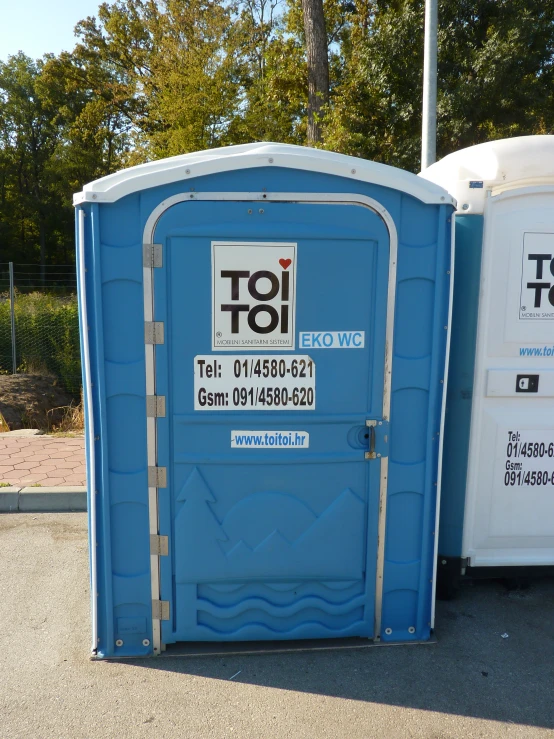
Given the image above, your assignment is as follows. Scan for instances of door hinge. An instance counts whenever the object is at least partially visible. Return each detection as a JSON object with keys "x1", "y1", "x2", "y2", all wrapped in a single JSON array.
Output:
[
  {"x1": 150, "y1": 534, "x2": 169, "y2": 556},
  {"x1": 145, "y1": 321, "x2": 164, "y2": 345},
  {"x1": 152, "y1": 599, "x2": 170, "y2": 621},
  {"x1": 148, "y1": 466, "x2": 167, "y2": 488},
  {"x1": 143, "y1": 243, "x2": 163, "y2": 269},
  {"x1": 146, "y1": 395, "x2": 166, "y2": 417}
]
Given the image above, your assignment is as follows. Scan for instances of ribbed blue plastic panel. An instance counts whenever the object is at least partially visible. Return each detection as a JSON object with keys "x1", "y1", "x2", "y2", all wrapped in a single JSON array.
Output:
[
  {"x1": 438, "y1": 215, "x2": 484, "y2": 559},
  {"x1": 77, "y1": 161, "x2": 453, "y2": 657}
]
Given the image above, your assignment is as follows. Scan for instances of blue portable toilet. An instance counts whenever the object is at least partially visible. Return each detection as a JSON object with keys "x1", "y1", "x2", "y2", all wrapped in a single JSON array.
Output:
[
  {"x1": 422, "y1": 136, "x2": 554, "y2": 594},
  {"x1": 75, "y1": 143, "x2": 454, "y2": 658}
]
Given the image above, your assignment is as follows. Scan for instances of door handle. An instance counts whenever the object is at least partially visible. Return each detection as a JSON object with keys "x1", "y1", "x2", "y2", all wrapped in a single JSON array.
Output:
[{"x1": 365, "y1": 420, "x2": 377, "y2": 460}]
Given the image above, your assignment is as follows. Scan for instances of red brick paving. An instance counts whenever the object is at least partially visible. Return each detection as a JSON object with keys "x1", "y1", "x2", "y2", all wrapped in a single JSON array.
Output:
[{"x1": 0, "y1": 435, "x2": 85, "y2": 486}]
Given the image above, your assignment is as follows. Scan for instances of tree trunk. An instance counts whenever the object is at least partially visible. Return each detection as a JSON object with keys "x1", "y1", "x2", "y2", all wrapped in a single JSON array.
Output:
[{"x1": 301, "y1": 0, "x2": 329, "y2": 145}]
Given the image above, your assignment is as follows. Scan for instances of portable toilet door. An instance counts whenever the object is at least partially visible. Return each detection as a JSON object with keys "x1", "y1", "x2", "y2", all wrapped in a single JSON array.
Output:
[
  {"x1": 422, "y1": 135, "x2": 554, "y2": 590},
  {"x1": 75, "y1": 143, "x2": 454, "y2": 658}
]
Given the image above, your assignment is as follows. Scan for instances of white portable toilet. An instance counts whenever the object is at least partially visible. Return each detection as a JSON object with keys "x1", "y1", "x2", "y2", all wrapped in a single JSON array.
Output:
[{"x1": 422, "y1": 135, "x2": 554, "y2": 584}]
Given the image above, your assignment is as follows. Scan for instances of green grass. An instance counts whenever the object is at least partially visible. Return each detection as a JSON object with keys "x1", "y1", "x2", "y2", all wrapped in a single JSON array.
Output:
[{"x1": 0, "y1": 292, "x2": 81, "y2": 395}]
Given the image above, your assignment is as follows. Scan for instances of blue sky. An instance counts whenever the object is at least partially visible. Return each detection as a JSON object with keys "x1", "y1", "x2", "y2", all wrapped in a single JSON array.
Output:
[{"x1": 0, "y1": 0, "x2": 104, "y2": 61}]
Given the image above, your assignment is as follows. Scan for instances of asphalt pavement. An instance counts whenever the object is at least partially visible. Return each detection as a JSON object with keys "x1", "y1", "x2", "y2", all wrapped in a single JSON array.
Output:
[{"x1": 1, "y1": 513, "x2": 553, "y2": 739}]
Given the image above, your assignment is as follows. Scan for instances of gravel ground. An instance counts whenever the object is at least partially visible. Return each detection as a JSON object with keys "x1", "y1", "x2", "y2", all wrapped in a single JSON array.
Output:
[{"x1": 1, "y1": 513, "x2": 553, "y2": 739}]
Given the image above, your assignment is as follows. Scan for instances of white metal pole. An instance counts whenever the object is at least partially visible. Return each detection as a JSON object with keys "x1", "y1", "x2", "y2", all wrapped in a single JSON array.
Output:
[{"x1": 421, "y1": 0, "x2": 438, "y2": 170}]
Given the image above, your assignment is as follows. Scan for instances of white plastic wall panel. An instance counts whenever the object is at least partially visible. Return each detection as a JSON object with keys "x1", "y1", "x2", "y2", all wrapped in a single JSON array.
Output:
[{"x1": 462, "y1": 188, "x2": 554, "y2": 566}]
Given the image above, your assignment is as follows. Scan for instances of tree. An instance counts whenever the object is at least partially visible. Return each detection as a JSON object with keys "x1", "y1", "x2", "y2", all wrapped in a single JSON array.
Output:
[
  {"x1": 74, "y1": 0, "x2": 247, "y2": 159},
  {"x1": 301, "y1": 0, "x2": 330, "y2": 144},
  {"x1": 74, "y1": 0, "x2": 161, "y2": 163},
  {"x1": 437, "y1": 0, "x2": 554, "y2": 152},
  {"x1": 2, "y1": 0, "x2": 554, "y2": 270},
  {"x1": 323, "y1": 0, "x2": 423, "y2": 169},
  {"x1": 0, "y1": 49, "x2": 132, "y2": 268},
  {"x1": 324, "y1": 0, "x2": 554, "y2": 171},
  {"x1": 228, "y1": 0, "x2": 308, "y2": 144},
  {"x1": 0, "y1": 54, "x2": 63, "y2": 271},
  {"x1": 147, "y1": 0, "x2": 244, "y2": 156}
]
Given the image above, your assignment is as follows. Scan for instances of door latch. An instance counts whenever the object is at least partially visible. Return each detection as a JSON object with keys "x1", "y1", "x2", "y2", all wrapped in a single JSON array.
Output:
[
  {"x1": 365, "y1": 420, "x2": 377, "y2": 459},
  {"x1": 364, "y1": 419, "x2": 388, "y2": 460}
]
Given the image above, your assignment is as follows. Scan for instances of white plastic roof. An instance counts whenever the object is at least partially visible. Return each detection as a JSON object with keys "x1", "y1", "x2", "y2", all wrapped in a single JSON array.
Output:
[
  {"x1": 420, "y1": 135, "x2": 554, "y2": 214},
  {"x1": 74, "y1": 142, "x2": 453, "y2": 205}
]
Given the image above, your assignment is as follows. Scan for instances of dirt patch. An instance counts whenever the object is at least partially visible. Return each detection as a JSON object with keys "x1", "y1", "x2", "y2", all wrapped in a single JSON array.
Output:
[{"x1": 0, "y1": 374, "x2": 78, "y2": 431}]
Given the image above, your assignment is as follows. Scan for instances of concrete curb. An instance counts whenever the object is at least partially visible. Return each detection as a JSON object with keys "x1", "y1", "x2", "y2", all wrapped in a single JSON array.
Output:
[
  {"x1": 0, "y1": 487, "x2": 87, "y2": 513},
  {"x1": 0, "y1": 429, "x2": 42, "y2": 437}
]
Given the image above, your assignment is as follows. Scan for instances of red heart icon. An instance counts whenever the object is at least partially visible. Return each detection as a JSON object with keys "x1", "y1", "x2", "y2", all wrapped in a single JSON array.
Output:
[{"x1": 279, "y1": 258, "x2": 292, "y2": 270}]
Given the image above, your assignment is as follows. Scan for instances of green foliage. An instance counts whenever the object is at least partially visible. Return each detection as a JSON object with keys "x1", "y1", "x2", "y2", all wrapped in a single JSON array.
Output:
[
  {"x1": 74, "y1": 0, "x2": 308, "y2": 153},
  {"x1": 1, "y1": 0, "x2": 554, "y2": 273},
  {"x1": 437, "y1": 0, "x2": 554, "y2": 151},
  {"x1": 148, "y1": 0, "x2": 245, "y2": 155},
  {"x1": 0, "y1": 49, "x2": 132, "y2": 266},
  {"x1": 323, "y1": 0, "x2": 425, "y2": 168},
  {"x1": 0, "y1": 293, "x2": 81, "y2": 395},
  {"x1": 228, "y1": 2, "x2": 308, "y2": 145},
  {"x1": 324, "y1": 0, "x2": 554, "y2": 171},
  {"x1": 0, "y1": 54, "x2": 61, "y2": 263}
]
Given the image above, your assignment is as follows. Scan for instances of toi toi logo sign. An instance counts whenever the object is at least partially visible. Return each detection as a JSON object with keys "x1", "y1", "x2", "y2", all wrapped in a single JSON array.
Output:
[
  {"x1": 520, "y1": 234, "x2": 554, "y2": 320},
  {"x1": 212, "y1": 242, "x2": 297, "y2": 349}
]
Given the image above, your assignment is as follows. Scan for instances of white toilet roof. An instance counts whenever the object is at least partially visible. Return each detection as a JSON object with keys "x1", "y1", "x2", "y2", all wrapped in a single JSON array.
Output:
[
  {"x1": 74, "y1": 142, "x2": 453, "y2": 206},
  {"x1": 420, "y1": 135, "x2": 554, "y2": 213}
]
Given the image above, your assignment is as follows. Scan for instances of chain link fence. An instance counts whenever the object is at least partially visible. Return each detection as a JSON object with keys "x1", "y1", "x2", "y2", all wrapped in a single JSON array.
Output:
[{"x1": 0, "y1": 263, "x2": 81, "y2": 396}]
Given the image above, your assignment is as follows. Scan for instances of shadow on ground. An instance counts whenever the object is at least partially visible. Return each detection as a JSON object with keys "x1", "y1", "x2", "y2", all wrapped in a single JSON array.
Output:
[{"x1": 130, "y1": 578, "x2": 554, "y2": 730}]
